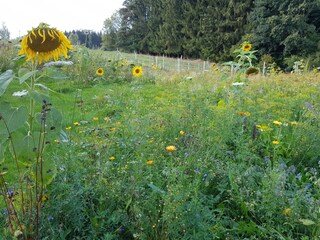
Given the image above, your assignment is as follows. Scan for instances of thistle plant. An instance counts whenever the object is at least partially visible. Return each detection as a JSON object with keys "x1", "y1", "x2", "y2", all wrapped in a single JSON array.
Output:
[{"x1": 0, "y1": 23, "x2": 72, "y2": 239}]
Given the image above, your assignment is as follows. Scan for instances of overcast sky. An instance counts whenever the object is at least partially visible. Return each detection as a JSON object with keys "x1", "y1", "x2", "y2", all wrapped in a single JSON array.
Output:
[{"x1": 1, "y1": 0, "x2": 124, "y2": 39}]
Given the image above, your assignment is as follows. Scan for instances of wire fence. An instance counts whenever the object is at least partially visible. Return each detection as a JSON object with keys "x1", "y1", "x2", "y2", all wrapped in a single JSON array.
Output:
[{"x1": 109, "y1": 50, "x2": 214, "y2": 73}]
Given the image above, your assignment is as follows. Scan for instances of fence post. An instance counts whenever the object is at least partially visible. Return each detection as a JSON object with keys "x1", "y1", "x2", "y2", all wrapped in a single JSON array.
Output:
[
  {"x1": 262, "y1": 61, "x2": 266, "y2": 76},
  {"x1": 162, "y1": 55, "x2": 165, "y2": 69}
]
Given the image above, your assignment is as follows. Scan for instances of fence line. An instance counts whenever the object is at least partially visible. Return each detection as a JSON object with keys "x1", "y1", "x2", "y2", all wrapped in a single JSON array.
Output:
[{"x1": 113, "y1": 50, "x2": 212, "y2": 73}]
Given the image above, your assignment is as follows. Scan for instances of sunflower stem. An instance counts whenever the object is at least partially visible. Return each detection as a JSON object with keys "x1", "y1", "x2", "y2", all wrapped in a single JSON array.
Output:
[{"x1": 28, "y1": 62, "x2": 37, "y2": 135}]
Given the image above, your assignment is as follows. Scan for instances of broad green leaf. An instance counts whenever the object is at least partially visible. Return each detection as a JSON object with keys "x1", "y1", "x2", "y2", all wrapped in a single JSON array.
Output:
[
  {"x1": 29, "y1": 90, "x2": 50, "y2": 104},
  {"x1": 299, "y1": 219, "x2": 316, "y2": 226},
  {"x1": 0, "y1": 105, "x2": 28, "y2": 134},
  {"x1": 0, "y1": 70, "x2": 14, "y2": 96},
  {"x1": 45, "y1": 68, "x2": 69, "y2": 80},
  {"x1": 12, "y1": 134, "x2": 36, "y2": 166},
  {"x1": 19, "y1": 70, "x2": 38, "y2": 84}
]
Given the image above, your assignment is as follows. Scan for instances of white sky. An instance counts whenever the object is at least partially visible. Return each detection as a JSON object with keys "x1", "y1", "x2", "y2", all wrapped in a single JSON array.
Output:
[{"x1": 0, "y1": 0, "x2": 124, "y2": 39}]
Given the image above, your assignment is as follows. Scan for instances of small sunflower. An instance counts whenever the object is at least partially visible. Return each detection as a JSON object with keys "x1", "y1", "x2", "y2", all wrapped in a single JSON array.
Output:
[
  {"x1": 96, "y1": 68, "x2": 104, "y2": 76},
  {"x1": 241, "y1": 43, "x2": 252, "y2": 51},
  {"x1": 19, "y1": 23, "x2": 72, "y2": 64},
  {"x1": 132, "y1": 66, "x2": 143, "y2": 77}
]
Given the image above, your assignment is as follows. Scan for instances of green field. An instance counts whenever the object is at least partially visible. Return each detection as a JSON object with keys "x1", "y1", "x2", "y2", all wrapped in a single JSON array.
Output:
[{"x1": 0, "y1": 45, "x2": 320, "y2": 239}]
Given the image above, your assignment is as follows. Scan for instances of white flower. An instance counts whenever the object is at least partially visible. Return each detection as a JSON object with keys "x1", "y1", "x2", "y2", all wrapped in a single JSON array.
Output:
[
  {"x1": 232, "y1": 82, "x2": 245, "y2": 86},
  {"x1": 12, "y1": 90, "x2": 28, "y2": 97}
]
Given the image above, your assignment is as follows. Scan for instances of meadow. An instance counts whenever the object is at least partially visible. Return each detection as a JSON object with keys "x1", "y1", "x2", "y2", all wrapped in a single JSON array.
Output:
[{"x1": 0, "y1": 43, "x2": 320, "y2": 239}]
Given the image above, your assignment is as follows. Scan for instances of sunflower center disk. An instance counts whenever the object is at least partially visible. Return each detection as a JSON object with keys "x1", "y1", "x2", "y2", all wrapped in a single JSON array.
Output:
[{"x1": 27, "y1": 29, "x2": 61, "y2": 52}]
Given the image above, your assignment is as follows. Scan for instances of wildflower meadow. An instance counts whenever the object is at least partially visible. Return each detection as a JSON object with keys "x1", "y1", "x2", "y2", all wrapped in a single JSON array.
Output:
[{"x1": 0, "y1": 24, "x2": 319, "y2": 240}]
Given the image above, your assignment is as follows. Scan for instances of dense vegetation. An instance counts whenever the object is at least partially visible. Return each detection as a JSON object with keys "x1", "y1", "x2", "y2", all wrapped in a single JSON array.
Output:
[
  {"x1": 0, "y1": 41, "x2": 319, "y2": 239},
  {"x1": 102, "y1": 0, "x2": 320, "y2": 68}
]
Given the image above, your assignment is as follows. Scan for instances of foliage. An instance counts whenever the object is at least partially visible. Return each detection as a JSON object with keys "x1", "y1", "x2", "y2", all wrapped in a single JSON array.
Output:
[{"x1": 1, "y1": 46, "x2": 320, "y2": 239}]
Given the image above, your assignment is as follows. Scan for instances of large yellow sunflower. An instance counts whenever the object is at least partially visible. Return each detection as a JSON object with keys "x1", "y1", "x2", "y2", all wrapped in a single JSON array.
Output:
[
  {"x1": 19, "y1": 23, "x2": 73, "y2": 64},
  {"x1": 132, "y1": 66, "x2": 143, "y2": 77}
]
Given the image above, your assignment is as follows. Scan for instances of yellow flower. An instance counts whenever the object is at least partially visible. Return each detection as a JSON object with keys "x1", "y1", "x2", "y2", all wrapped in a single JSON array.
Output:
[
  {"x1": 179, "y1": 130, "x2": 185, "y2": 136},
  {"x1": 93, "y1": 117, "x2": 99, "y2": 121},
  {"x1": 152, "y1": 65, "x2": 157, "y2": 70},
  {"x1": 104, "y1": 117, "x2": 111, "y2": 121},
  {"x1": 166, "y1": 145, "x2": 177, "y2": 152},
  {"x1": 241, "y1": 43, "x2": 252, "y2": 51},
  {"x1": 238, "y1": 111, "x2": 251, "y2": 117},
  {"x1": 110, "y1": 127, "x2": 116, "y2": 131},
  {"x1": 256, "y1": 124, "x2": 272, "y2": 132},
  {"x1": 65, "y1": 126, "x2": 72, "y2": 130},
  {"x1": 41, "y1": 194, "x2": 49, "y2": 202},
  {"x1": 146, "y1": 160, "x2": 154, "y2": 165},
  {"x1": 273, "y1": 120, "x2": 282, "y2": 126},
  {"x1": 211, "y1": 63, "x2": 217, "y2": 68},
  {"x1": 19, "y1": 23, "x2": 72, "y2": 64},
  {"x1": 109, "y1": 156, "x2": 115, "y2": 161},
  {"x1": 283, "y1": 208, "x2": 292, "y2": 216},
  {"x1": 96, "y1": 68, "x2": 104, "y2": 76},
  {"x1": 132, "y1": 66, "x2": 143, "y2": 77},
  {"x1": 73, "y1": 121, "x2": 79, "y2": 126},
  {"x1": 290, "y1": 121, "x2": 298, "y2": 126},
  {"x1": 53, "y1": 139, "x2": 60, "y2": 143},
  {"x1": 272, "y1": 140, "x2": 280, "y2": 145}
]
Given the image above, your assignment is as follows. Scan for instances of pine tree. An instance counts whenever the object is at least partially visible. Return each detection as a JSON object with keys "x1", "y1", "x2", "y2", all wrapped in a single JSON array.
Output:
[{"x1": 249, "y1": 0, "x2": 320, "y2": 59}]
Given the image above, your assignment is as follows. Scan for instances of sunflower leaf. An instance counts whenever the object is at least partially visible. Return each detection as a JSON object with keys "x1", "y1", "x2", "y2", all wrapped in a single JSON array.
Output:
[
  {"x1": 19, "y1": 70, "x2": 38, "y2": 84},
  {"x1": 0, "y1": 70, "x2": 14, "y2": 96}
]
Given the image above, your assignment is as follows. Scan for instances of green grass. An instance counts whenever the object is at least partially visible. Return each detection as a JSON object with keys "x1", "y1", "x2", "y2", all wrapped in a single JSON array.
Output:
[{"x1": 0, "y1": 47, "x2": 320, "y2": 239}]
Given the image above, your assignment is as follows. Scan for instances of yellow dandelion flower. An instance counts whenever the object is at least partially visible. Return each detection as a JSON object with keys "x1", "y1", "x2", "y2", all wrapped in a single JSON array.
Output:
[
  {"x1": 93, "y1": 117, "x2": 99, "y2": 121},
  {"x1": 96, "y1": 68, "x2": 104, "y2": 76},
  {"x1": 132, "y1": 66, "x2": 143, "y2": 77},
  {"x1": 179, "y1": 130, "x2": 185, "y2": 136},
  {"x1": 273, "y1": 120, "x2": 282, "y2": 126},
  {"x1": 256, "y1": 124, "x2": 272, "y2": 131},
  {"x1": 109, "y1": 156, "x2": 115, "y2": 161},
  {"x1": 166, "y1": 145, "x2": 177, "y2": 152},
  {"x1": 73, "y1": 121, "x2": 79, "y2": 126},
  {"x1": 272, "y1": 140, "x2": 280, "y2": 145},
  {"x1": 241, "y1": 43, "x2": 252, "y2": 51},
  {"x1": 18, "y1": 23, "x2": 72, "y2": 64},
  {"x1": 283, "y1": 208, "x2": 292, "y2": 216},
  {"x1": 53, "y1": 139, "x2": 60, "y2": 143},
  {"x1": 152, "y1": 65, "x2": 157, "y2": 70},
  {"x1": 146, "y1": 160, "x2": 154, "y2": 165},
  {"x1": 65, "y1": 126, "x2": 72, "y2": 130}
]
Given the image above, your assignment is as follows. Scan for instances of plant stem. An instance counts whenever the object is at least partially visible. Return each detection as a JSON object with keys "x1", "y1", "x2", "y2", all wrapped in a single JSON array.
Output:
[{"x1": 28, "y1": 63, "x2": 37, "y2": 135}]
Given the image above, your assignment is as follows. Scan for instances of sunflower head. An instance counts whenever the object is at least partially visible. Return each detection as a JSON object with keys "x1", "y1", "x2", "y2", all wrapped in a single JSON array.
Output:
[
  {"x1": 96, "y1": 68, "x2": 104, "y2": 76},
  {"x1": 241, "y1": 43, "x2": 252, "y2": 51},
  {"x1": 19, "y1": 23, "x2": 73, "y2": 64},
  {"x1": 132, "y1": 66, "x2": 143, "y2": 77}
]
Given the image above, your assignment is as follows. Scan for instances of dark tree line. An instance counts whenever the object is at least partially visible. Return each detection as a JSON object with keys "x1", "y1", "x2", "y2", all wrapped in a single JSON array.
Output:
[
  {"x1": 102, "y1": 0, "x2": 320, "y2": 66},
  {"x1": 65, "y1": 30, "x2": 102, "y2": 49}
]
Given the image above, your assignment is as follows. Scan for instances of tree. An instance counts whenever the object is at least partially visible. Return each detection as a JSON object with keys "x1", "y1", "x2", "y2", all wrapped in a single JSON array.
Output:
[
  {"x1": 0, "y1": 22, "x2": 10, "y2": 40},
  {"x1": 102, "y1": 11, "x2": 121, "y2": 50},
  {"x1": 249, "y1": 0, "x2": 320, "y2": 60}
]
